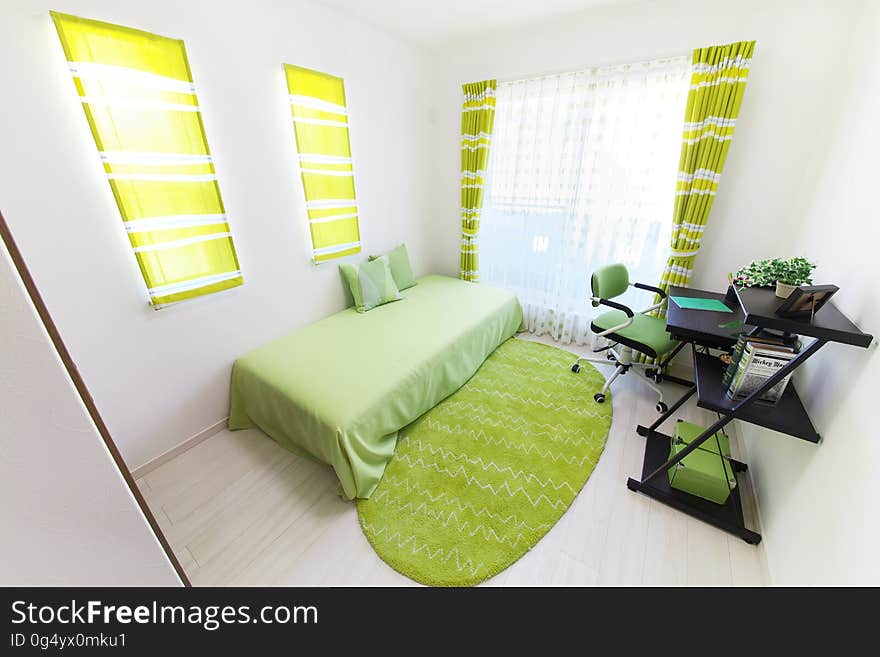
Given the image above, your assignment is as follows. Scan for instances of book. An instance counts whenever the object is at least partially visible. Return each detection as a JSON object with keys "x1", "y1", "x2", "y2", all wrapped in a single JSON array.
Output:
[
  {"x1": 721, "y1": 333, "x2": 792, "y2": 389},
  {"x1": 721, "y1": 336, "x2": 748, "y2": 388},
  {"x1": 726, "y1": 342, "x2": 795, "y2": 404}
]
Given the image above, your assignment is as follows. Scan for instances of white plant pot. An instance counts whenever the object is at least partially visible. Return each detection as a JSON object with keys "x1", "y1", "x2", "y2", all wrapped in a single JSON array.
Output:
[{"x1": 775, "y1": 281, "x2": 798, "y2": 298}]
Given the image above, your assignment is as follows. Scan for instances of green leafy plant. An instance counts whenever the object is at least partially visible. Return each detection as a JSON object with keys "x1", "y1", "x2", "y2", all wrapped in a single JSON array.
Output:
[
  {"x1": 777, "y1": 257, "x2": 816, "y2": 285},
  {"x1": 734, "y1": 257, "x2": 816, "y2": 287}
]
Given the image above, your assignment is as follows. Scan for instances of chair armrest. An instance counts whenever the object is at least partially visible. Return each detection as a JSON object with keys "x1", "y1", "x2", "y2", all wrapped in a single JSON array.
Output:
[
  {"x1": 632, "y1": 282, "x2": 667, "y2": 299},
  {"x1": 591, "y1": 297, "x2": 635, "y2": 339},
  {"x1": 632, "y1": 282, "x2": 667, "y2": 314},
  {"x1": 593, "y1": 297, "x2": 634, "y2": 318}
]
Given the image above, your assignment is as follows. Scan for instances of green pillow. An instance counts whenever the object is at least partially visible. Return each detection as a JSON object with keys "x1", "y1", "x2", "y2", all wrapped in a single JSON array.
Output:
[
  {"x1": 369, "y1": 244, "x2": 416, "y2": 291},
  {"x1": 340, "y1": 255, "x2": 402, "y2": 313}
]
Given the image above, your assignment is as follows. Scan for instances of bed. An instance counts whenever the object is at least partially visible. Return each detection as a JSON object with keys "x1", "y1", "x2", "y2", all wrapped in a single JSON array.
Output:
[{"x1": 228, "y1": 275, "x2": 524, "y2": 499}]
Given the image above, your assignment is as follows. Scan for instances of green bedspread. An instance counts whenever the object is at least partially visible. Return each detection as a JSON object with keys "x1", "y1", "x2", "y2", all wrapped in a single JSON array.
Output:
[{"x1": 228, "y1": 275, "x2": 524, "y2": 499}]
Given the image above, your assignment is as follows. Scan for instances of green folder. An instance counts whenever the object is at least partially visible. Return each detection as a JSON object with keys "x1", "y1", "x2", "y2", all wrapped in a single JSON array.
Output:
[{"x1": 670, "y1": 296, "x2": 733, "y2": 313}]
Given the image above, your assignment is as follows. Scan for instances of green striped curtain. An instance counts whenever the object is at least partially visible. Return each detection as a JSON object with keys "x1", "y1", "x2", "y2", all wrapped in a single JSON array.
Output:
[
  {"x1": 656, "y1": 41, "x2": 755, "y2": 309},
  {"x1": 51, "y1": 12, "x2": 243, "y2": 308},
  {"x1": 459, "y1": 80, "x2": 497, "y2": 282},
  {"x1": 285, "y1": 65, "x2": 361, "y2": 263}
]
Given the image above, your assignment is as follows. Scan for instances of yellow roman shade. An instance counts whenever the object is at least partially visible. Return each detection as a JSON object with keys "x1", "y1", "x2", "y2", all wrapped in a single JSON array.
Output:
[
  {"x1": 284, "y1": 64, "x2": 361, "y2": 262},
  {"x1": 51, "y1": 11, "x2": 243, "y2": 307}
]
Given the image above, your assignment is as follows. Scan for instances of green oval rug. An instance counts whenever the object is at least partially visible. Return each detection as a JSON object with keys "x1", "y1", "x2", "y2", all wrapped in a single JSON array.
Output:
[{"x1": 357, "y1": 338, "x2": 612, "y2": 586}]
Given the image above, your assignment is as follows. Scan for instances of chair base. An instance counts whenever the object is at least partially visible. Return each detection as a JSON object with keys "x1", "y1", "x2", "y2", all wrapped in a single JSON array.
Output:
[{"x1": 571, "y1": 343, "x2": 669, "y2": 413}]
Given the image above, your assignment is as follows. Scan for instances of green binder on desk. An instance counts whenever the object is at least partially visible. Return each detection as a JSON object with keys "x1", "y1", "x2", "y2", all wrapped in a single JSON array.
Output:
[{"x1": 670, "y1": 295, "x2": 733, "y2": 313}]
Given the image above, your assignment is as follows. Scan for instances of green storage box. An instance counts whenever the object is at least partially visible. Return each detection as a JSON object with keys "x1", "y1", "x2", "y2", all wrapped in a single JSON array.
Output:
[{"x1": 667, "y1": 420, "x2": 737, "y2": 504}]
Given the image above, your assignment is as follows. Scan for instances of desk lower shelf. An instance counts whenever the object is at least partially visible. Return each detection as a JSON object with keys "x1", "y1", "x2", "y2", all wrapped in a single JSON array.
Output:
[
  {"x1": 627, "y1": 428, "x2": 761, "y2": 545},
  {"x1": 692, "y1": 352, "x2": 820, "y2": 443}
]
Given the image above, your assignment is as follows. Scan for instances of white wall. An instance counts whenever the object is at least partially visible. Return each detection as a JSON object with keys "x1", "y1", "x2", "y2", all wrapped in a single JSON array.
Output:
[
  {"x1": 0, "y1": 236, "x2": 180, "y2": 586},
  {"x1": 0, "y1": 0, "x2": 435, "y2": 468},
  {"x1": 739, "y1": 0, "x2": 880, "y2": 586},
  {"x1": 424, "y1": 0, "x2": 861, "y2": 291}
]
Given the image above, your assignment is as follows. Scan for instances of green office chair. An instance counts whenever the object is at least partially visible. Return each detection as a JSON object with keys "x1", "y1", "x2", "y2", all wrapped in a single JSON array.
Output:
[{"x1": 570, "y1": 263, "x2": 684, "y2": 412}]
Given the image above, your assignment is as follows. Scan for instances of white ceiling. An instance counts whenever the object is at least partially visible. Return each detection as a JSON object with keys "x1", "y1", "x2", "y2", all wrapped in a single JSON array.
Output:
[{"x1": 313, "y1": 0, "x2": 631, "y2": 47}]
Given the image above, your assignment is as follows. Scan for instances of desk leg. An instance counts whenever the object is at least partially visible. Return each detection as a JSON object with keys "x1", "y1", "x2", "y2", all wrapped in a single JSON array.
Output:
[
  {"x1": 660, "y1": 373, "x2": 695, "y2": 387},
  {"x1": 637, "y1": 341, "x2": 697, "y2": 437},
  {"x1": 636, "y1": 385, "x2": 695, "y2": 437},
  {"x1": 645, "y1": 341, "x2": 693, "y2": 388}
]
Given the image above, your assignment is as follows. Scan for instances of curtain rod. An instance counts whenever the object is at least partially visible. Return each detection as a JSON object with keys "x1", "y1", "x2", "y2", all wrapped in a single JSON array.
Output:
[{"x1": 494, "y1": 49, "x2": 691, "y2": 85}]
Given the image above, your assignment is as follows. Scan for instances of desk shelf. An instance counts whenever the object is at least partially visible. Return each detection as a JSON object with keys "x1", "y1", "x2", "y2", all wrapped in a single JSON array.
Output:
[
  {"x1": 733, "y1": 286, "x2": 873, "y2": 348},
  {"x1": 693, "y1": 351, "x2": 820, "y2": 443},
  {"x1": 627, "y1": 428, "x2": 761, "y2": 545}
]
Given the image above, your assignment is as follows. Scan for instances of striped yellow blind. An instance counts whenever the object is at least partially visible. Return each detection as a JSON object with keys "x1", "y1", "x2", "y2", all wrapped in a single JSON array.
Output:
[
  {"x1": 51, "y1": 12, "x2": 243, "y2": 307},
  {"x1": 284, "y1": 64, "x2": 361, "y2": 262}
]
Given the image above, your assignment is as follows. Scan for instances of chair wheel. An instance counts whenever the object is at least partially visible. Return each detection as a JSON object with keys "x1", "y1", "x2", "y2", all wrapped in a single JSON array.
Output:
[
  {"x1": 656, "y1": 401, "x2": 668, "y2": 413},
  {"x1": 594, "y1": 393, "x2": 606, "y2": 403},
  {"x1": 653, "y1": 371, "x2": 663, "y2": 383},
  {"x1": 571, "y1": 363, "x2": 580, "y2": 373},
  {"x1": 606, "y1": 353, "x2": 615, "y2": 361}
]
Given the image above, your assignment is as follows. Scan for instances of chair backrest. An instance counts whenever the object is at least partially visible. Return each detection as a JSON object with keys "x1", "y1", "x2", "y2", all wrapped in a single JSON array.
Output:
[{"x1": 591, "y1": 263, "x2": 629, "y2": 301}]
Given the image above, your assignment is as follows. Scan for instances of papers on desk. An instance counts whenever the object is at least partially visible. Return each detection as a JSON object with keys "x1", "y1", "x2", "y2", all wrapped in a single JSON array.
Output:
[{"x1": 670, "y1": 295, "x2": 733, "y2": 313}]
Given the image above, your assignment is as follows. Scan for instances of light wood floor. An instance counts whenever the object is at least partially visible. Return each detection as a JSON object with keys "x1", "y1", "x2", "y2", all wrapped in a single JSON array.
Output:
[{"x1": 137, "y1": 334, "x2": 768, "y2": 586}]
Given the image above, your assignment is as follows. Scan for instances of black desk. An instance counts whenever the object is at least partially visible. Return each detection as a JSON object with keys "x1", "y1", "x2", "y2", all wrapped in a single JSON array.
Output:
[
  {"x1": 665, "y1": 285, "x2": 746, "y2": 348},
  {"x1": 627, "y1": 284, "x2": 873, "y2": 545},
  {"x1": 667, "y1": 285, "x2": 819, "y2": 443}
]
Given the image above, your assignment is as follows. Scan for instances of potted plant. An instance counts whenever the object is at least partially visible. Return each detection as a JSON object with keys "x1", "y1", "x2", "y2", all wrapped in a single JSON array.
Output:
[
  {"x1": 734, "y1": 257, "x2": 816, "y2": 298},
  {"x1": 774, "y1": 257, "x2": 816, "y2": 298}
]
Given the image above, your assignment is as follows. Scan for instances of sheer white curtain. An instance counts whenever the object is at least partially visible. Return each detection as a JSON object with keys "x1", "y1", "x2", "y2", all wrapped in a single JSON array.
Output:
[{"x1": 480, "y1": 56, "x2": 690, "y2": 344}]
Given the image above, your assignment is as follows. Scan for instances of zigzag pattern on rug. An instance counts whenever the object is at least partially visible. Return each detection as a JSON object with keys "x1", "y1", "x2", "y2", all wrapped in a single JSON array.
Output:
[{"x1": 357, "y1": 338, "x2": 613, "y2": 586}]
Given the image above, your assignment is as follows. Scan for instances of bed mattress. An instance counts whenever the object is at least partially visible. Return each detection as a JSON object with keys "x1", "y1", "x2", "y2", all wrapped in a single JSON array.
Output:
[{"x1": 228, "y1": 275, "x2": 523, "y2": 499}]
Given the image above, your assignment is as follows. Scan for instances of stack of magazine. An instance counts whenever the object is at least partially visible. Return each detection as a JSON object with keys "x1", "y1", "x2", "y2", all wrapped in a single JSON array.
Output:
[{"x1": 722, "y1": 334, "x2": 800, "y2": 405}]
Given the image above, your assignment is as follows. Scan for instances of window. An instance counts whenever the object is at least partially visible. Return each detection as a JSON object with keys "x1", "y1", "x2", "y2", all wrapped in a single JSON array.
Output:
[
  {"x1": 480, "y1": 56, "x2": 690, "y2": 343},
  {"x1": 51, "y1": 12, "x2": 243, "y2": 308},
  {"x1": 285, "y1": 65, "x2": 361, "y2": 262}
]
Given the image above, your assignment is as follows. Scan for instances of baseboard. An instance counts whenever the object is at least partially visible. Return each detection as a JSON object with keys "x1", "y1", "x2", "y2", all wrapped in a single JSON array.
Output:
[
  {"x1": 728, "y1": 420, "x2": 773, "y2": 582},
  {"x1": 131, "y1": 417, "x2": 228, "y2": 480}
]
